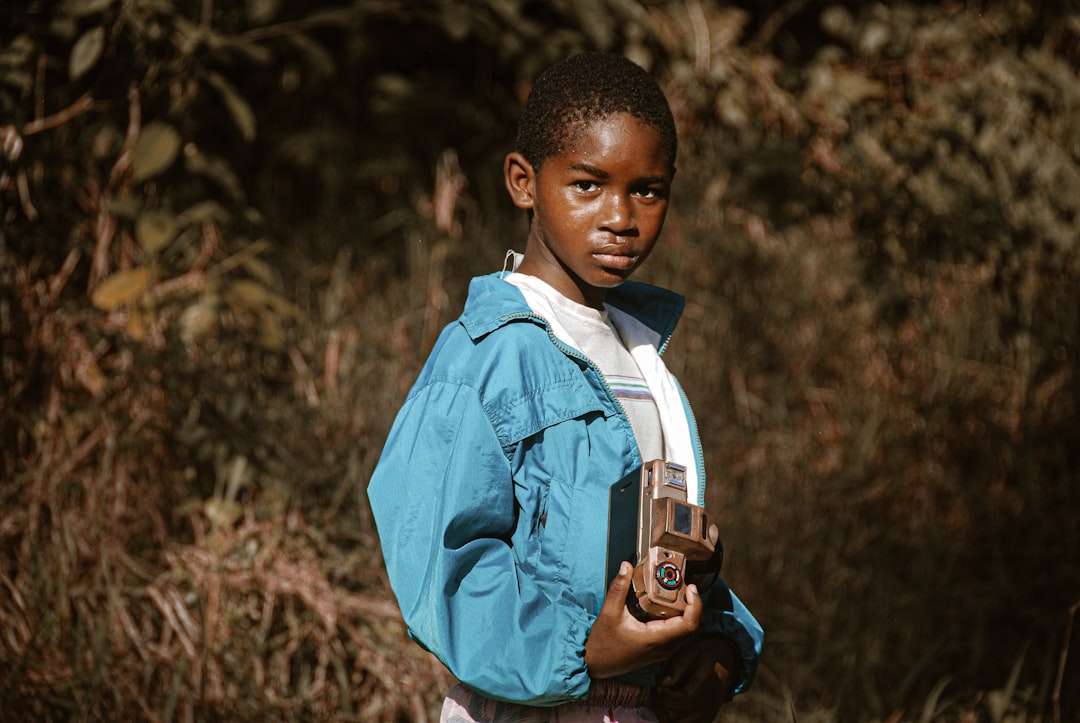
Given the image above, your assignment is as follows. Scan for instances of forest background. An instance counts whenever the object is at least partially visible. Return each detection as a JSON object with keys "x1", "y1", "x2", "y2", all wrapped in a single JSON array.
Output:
[{"x1": 1, "y1": 0, "x2": 1078, "y2": 721}]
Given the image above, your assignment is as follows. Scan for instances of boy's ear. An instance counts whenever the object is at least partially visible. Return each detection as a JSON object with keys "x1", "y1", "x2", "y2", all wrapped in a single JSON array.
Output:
[{"x1": 504, "y1": 152, "x2": 536, "y2": 210}]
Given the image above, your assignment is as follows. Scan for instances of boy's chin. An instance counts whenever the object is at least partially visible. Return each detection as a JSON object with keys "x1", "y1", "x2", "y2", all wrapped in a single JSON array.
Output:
[{"x1": 590, "y1": 269, "x2": 635, "y2": 288}]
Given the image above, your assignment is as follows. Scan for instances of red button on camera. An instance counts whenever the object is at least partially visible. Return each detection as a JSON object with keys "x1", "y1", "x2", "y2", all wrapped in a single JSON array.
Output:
[{"x1": 654, "y1": 562, "x2": 682, "y2": 590}]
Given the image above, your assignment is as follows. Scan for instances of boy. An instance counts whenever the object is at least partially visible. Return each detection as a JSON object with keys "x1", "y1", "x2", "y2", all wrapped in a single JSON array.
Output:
[{"x1": 368, "y1": 51, "x2": 763, "y2": 722}]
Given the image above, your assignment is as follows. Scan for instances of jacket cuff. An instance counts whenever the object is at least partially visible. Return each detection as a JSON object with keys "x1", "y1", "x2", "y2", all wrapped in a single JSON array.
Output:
[
  {"x1": 701, "y1": 608, "x2": 761, "y2": 696},
  {"x1": 557, "y1": 604, "x2": 594, "y2": 701}
]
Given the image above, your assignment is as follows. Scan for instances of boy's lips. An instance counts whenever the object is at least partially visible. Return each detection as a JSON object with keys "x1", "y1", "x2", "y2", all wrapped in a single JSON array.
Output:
[{"x1": 593, "y1": 248, "x2": 638, "y2": 269}]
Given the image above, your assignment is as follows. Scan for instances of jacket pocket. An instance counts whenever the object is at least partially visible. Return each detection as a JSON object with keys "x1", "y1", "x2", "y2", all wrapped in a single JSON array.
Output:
[{"x1": 492, "y1": 373, "x2": 612, "y2": 452}]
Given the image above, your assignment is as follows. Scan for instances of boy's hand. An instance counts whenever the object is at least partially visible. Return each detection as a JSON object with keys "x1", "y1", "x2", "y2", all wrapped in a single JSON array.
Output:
[
  {"x1": 649, "y1": 633, "x2": 740, "y2": 723},
  {"x1": 584, "y1": 561, "x2": 703, "y2": 679}
]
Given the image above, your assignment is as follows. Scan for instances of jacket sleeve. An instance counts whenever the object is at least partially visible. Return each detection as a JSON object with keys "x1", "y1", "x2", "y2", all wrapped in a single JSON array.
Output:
[
  {"x1": 367, "y1": 379, "x2": 593, "y2": 705},
  {"x1": 700, "y1": 577, "x2": 764, "y2": 696}
]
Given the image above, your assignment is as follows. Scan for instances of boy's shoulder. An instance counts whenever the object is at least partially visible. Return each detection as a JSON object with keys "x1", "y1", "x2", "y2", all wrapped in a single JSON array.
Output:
[
  {"x1": 456, "y1": 272, "x2": 536, "y2": 340},
  {"x1": 419, "y1": 273, "x2": 570, "y2": 381},
  {"x1": 414, "y1": 275, "x2": 608, "y2": 440}
]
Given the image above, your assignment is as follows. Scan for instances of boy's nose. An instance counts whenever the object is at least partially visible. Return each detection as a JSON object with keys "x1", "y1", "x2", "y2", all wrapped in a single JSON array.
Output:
[{"x1": 600, "y1": 193, "x2": 637, "y2": 234}]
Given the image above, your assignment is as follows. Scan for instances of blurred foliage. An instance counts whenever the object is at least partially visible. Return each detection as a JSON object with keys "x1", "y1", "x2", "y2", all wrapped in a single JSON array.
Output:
[{"x1": 1, "y1": 0, "x2": 1079, "y2": 721}]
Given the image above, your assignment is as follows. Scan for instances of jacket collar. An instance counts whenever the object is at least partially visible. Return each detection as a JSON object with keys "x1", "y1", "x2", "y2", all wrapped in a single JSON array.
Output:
[{"x1": 459, "y1": 272, "x2": 686, "y2": 353}]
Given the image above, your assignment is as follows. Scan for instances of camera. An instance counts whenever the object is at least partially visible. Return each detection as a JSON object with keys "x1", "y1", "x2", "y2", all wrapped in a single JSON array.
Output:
[{"x1": 607, "y1": 460, "x2": 723, "y2": 621}]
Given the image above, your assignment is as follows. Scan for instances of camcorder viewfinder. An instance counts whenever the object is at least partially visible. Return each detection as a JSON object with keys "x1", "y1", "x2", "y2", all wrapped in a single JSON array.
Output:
[{"x1": 606, "y1": 460, "x2": 724, "y2": 621}]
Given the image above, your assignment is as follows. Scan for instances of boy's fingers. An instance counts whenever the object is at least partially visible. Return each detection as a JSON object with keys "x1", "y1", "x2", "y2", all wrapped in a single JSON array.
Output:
[
  {"x1": 679, "y1": 583, "x2": 704, "y2": 630},
  {"x1": 599, "y1": 561, "x2": 632, "y2": 615},
  {"x1": 643, "y1": 587, "x2": 703, "y2": 655}
]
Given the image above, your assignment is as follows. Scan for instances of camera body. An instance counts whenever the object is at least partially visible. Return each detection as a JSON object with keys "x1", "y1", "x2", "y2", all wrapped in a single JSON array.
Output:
[{"x1": 608, "y1": 460, "x2": 724, "y2": 621}]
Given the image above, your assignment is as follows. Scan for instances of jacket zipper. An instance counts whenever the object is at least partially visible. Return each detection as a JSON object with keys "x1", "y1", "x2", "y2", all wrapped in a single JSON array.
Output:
[
  {"x1": 673, "y1": 377, "x2": 707, "y2": 505},
  {"x1": 652, "y1": 318, "x2": 707, "y2": 503}
]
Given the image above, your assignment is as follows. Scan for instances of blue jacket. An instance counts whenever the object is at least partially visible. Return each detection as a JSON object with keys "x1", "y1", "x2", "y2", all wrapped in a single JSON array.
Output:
[{"x1": 368, "y1": 272, "x2": 763, "y2": 706}]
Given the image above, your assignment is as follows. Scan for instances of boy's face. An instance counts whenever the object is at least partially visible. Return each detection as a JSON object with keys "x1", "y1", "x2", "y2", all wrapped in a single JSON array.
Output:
[{"x1": 505, "y1": 112, "x2": 673, "y2": 309}]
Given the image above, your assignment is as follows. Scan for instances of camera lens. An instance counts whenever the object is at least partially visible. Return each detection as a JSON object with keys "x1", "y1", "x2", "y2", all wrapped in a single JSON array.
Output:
[{"x1": 654, "y1": 561, "x2": 682, "y2": 590}]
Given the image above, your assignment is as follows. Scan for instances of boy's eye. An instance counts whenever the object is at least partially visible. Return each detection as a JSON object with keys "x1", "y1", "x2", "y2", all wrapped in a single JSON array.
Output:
[
  {"x1": 634, "y1": 186, "x2": 666, "y2": 200},
  {"x1": 573, "y1": 181, "x2": 599, "y2": 192}
]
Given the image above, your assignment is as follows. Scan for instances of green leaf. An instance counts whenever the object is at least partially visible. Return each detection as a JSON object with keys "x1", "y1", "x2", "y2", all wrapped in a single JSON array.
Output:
[
  {"x1": 58, "y1": 0, "x2": 115, "y2": 18},
  {"x1": 103, "y1": 195, "x2": 142, "y2": 219},
  {"x1": 178, "y1": 200, "x2": 231, "y2": 226},
  {"x1": 205, "y1": 71, "x2": 257, "y2": 142},
  {"x1": 135, "y1": 209, "x2": 179, "y2": 254},
  {"x1": 225, "y1": 279, "x2": 302, "y2": 320},
  {"x1": 245, "y1": 0, "x2": 279, "y2": 24},
  {"x1": 184, "y1": 148, "x2": 245, "y2": 202},
  {"x1": 69, "y1": 26, "x2": 106, "y2": 81},
  {"x1": 287, "y1": 33, "x2": 337, "y2": 78},
  {"x1": 0, "y1": 35, "x2": 35, "y2": 66},
  {"x1": 131, "y1": 121, "x2": 182, "y2": 182},
  {"x1": 91, "y1": 266, "x2": 156, "y2": 310},
  {"x1": 439, "y1": 4, "x2": 472, "y2": 42}
]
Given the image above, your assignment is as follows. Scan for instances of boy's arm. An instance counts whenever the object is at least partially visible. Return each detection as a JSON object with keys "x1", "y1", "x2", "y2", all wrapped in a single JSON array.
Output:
[
  {"x1": 643, "y1": 584, "x2": 761, "y2": 723},
  {"x1": 367, "y1": 380, "x2": 593, "y2": 705},
  {"x1": 650, "y1": 632, "x2": 740, "y2": 723},
  {"x1": 696, "y1": 577, "x2": 764, "y2": 696}
]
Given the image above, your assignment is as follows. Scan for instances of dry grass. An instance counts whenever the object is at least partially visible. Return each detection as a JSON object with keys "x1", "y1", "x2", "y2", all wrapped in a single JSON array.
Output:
[{"x1": 0, "y1": 250, "x2": 456, "y2": 721}]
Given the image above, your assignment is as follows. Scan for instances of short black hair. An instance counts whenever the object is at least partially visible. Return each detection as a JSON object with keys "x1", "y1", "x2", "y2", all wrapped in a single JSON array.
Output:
[{"x1": 515, "y1": 51, "x2": 677, "y2": 171}]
